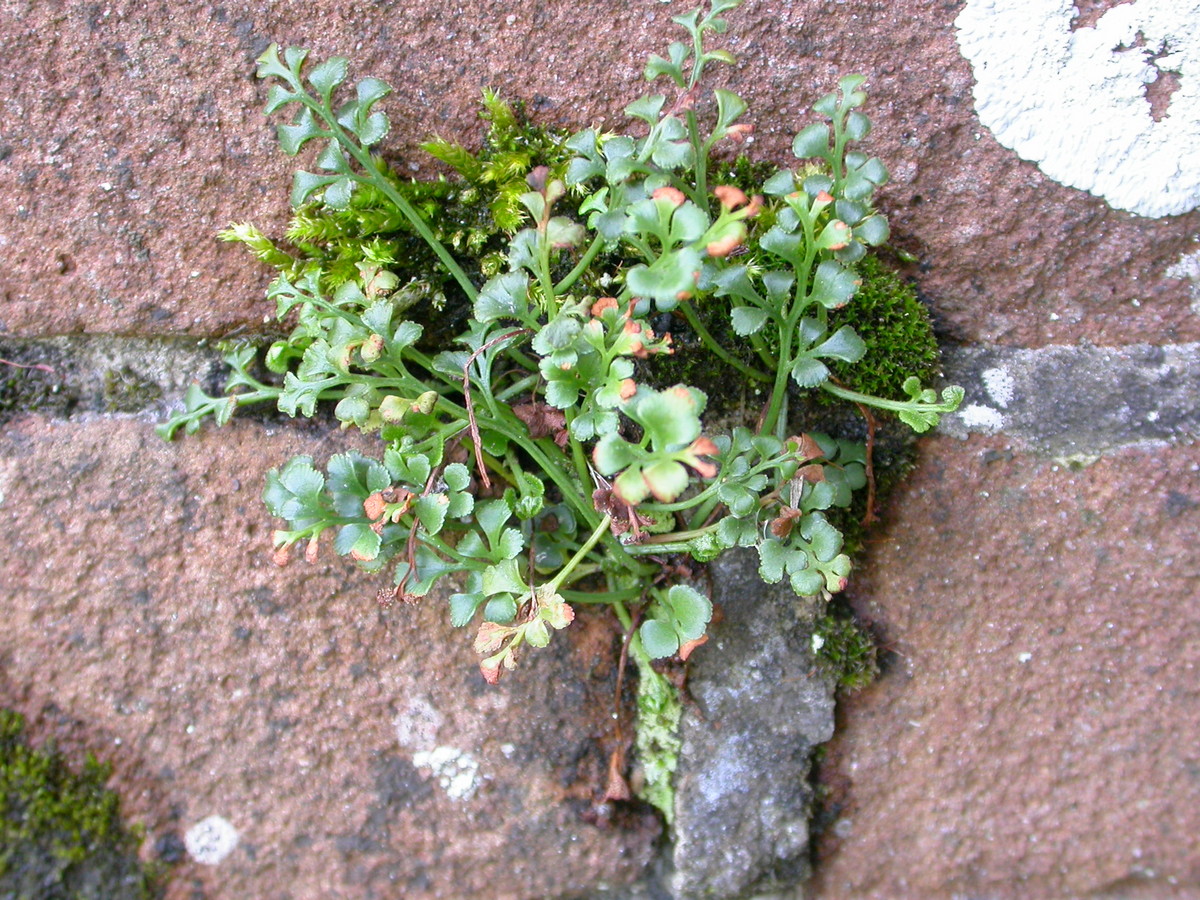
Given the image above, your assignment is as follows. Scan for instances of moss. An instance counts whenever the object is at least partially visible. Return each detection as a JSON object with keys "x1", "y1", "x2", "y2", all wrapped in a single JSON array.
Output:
[
  {"x1": 811, "y1": 613, "x2": 878, "y2": 692},
  {"x1": 0, "y1": 344, "x2": 77, "y2": 423},
  {"x1": 827, "y1": 255, "x2": 940, "y2": 399},
  {"x1": 0, "y1": 710, "x2": 162, "y2": 900},
  {"x1": 102, "y1": 367, "x2": 162, "y2": 414}
]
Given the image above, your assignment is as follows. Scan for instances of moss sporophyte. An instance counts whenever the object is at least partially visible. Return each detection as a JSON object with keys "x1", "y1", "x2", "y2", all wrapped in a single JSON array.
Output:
[{"x1": 161, "y1": 0, "x2": 961, "y2": 816}]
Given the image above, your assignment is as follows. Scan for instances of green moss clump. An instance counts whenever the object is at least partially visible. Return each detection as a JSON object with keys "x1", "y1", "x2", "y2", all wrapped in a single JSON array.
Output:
[
  {"x1": 0, "y1": 346, "x2": 76, "y2": 424},
  {"x1": 102, "y1": 367, "x2": 163, "y2": 414},
  {"x1": 827, "y1": 254, "x2": 940, "y2": 400},
  {"x1": 0, "y1": 709, "x2": 161, "y2": 900},
  {"x1": 812, "y1": 614, "x2": 878, "y2": 691}
]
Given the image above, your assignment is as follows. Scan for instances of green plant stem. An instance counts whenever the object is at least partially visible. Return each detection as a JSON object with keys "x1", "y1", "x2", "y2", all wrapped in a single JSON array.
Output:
[
  {"x1": 747, "y1": 329, "x2": 778, "y2": 370},
  {"x1": 628, "y1": 522, "x2": 717, "y2": 550},
  {"x1": 496, "y1": 373, "x2": 540, "y2": 402},
  {"x1": 677, "y1": 303, "x2": 770, "y2": 382},
  {"x1": 820, "y1": 381, "x2": 936, "y2": 413},
  {"x1": 556, "y1": 233, "x2": 606, "y2": 294},
  {"x1": 546, "y1": 514, "x2": 613, "y2": 592},
  {"x1": 536, "y1": 230, "x2": 558, "y2": 317},
  {"x1": 687, "y1": 111, "x2": 709, "y2": 205},
  {"x1": 563, "y1": 409, "x2": 594, "y2": 487},
  {"x1": 761, "y1": 323, "x2": 793, "y2": 435},
  {"x1": 562, "y1": 585, "x2": 643, "y2": 605}
]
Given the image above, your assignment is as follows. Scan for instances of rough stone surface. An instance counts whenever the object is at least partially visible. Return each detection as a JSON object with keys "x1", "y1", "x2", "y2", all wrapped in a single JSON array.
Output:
[
  {"x1": 939, "y1": 342, "x2": 1200, "y2": 454},
  {"x1": 0, "y1": 414, "x2": 659, "y2": 899},
  {"x1": 669, "y1": 551, "x2": 835, "y2": 900},
  {"x1": 1, "y1": 0, "x2": 1196, "y2": 347},
  {"x1": 809, "y1": 435, "x2": 1200, "y2": 900}
]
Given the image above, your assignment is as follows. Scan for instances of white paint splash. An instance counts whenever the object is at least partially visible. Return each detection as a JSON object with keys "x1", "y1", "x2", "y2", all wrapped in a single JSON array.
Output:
[
  {"x1": 184, "y1": 815, "x2": 239, "y2": 865},
  {"x1": 412, "y1": 746, "x2": 480, "y2": 801},
  {"x1": 956, "y1": 0, "x2": 1200, "y2": 217}
]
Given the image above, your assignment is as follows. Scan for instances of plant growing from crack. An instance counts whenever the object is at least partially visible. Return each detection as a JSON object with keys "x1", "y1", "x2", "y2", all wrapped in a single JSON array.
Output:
[{"x1": 160, "y1": 0, "x2": 961, "y2": 817}]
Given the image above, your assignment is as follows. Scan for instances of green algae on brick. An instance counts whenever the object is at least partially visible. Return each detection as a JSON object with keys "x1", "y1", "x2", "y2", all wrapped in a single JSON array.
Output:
[{"x1": 0, "y1": 709, "x2": 161, "y2": 900}]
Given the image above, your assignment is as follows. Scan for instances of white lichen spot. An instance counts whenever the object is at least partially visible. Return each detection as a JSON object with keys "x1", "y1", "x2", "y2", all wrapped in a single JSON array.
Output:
[
  {"x1": 981, "y1": 366, "x2": 1016, "y2": 408},
  {"x1": 958, "y1": 403, "x2": 1006, "y2": 432},
  {"x1": 412, "y1": 746, "x2": 480, "y2": 801},
  {"x1": 393, "y1": 696, "x2": 443, "y2": 748},
  {"x1": 1166, "y1": 249, "x2": 1200, "y2": 313},
  {"x1": 184, "y1": 815, "x2": 239, "y2": 866},
  {"x1": 956, "y1": 0, "x2": 1200, "y2": 217},
  {"x1": 1017, "y1": 651, "x2": 1033, "y2": 663}
]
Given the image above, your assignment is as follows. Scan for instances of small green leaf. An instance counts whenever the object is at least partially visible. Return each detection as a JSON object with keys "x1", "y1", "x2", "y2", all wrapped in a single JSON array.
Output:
[
  {"x1": 413, "y1": 494, "x2": 450, "y2": 534},
  {"x1": 664, "y1": 584, "x2": 712, "y2": 641},
  {"x1": 308, "y1": 56, "x2": 348, "y2": 98},
  {"x1": 640, "y1": 619, "x2": 681, "y2": 659},
  {"x1": 717, "y1": 483, "x2": 757, "y2": 517},
  {"x1": 443, "y1": 463, "x2": 471, "y2": 492},
  {"x1": 642, "y1": 459, "x2": 689, "y2": 502},
  {"x1": 450, "y1": 592, "x2": 485, "y2": 627},
  {"x1": 483, "y1": 595, "x2": 518, "y2": 624},
  {"x1": 264, "y1": 84, "x2": 300, "y2": 114},
  {"x1": 790, "y1": 567, "x2": 824, "y2": 597},
  {"x1": 844, "y1": 110, "x2": 871, "y2": 141},
  {"x1": 524, "y1": 618, "x2": 551, "y2": 648},
  {"x1": 802, "y1": 512, "x2": 843, "y2": 562},
  {"x1": 356, "y1": 76, "x2": 391, "y2": 110},
  {"x1": 626, "y1": 94, "x2": 666, "y2": 124},
  {"x1": 763, "y1": 169, "x2": 796, "y2": 196},
  {"x1": 855, "y1": 215, "x2": 889, "y2": 246},
  {"x1": 810, "y1": 259, "x2": 859, "y2": 308},
  {"x1": 625, "y1": 247, "x2": 703, "y2": 310},
  {"x1": 475, "y1": 271, "x2": 529, "y2": 323},
  {"x1": 791, "y1": 357, "x2": 830, "y2": 388},
  {"x1": 482, "y1": 558, "x2": 526, "y2": 596},
  {"x1": 758, "y1": 538, "x2": 787, "y2": 583},
  {"x1": 792, "y1": 123, "x2": 829, "y2": 159},
  {"x1": 633, "y1": 387, "x2": 703, "y2": 447},
  {"x1": 760, "y1": 226, "x2": 804, "y2": 266},
  {"x1": 334, "y1": 522, "x2": 381, "y2": 560},
  {"x1": 277, "y1": 108, "x2": 325, "y2": 156},
  {"x1": 714, "y1": 89, "x2": 747, "y2": 129},
  {"x1": 358, "y1": 110, "x2": 390, "y2": 146},
  {"x1": 592, "y1": 433, "x2": 637, "y2": 475},
  {"x1": 256, "y1": 44, "x2": 303, "y2": 85},
  {"x1": 730, "y1": 306, "x2": 769, "y2": 336},
  {"x1": 814, "y1": 325, "x2": 866, "y2": 363}
]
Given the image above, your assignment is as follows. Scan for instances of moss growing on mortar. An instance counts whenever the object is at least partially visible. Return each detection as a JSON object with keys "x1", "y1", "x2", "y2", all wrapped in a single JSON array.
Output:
[
  {"x1": 0, "y1": 709, "x2": 162, "y2": 900},
  {"x1": 0, "y1": 343, "x2": 76, "y2": 423},
  {"x1": 812, "y1": 613, "x2": 879, "y2": 691},
  {"x1": 102, "y1": 367, "x2": 163, "y2": 414}
]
